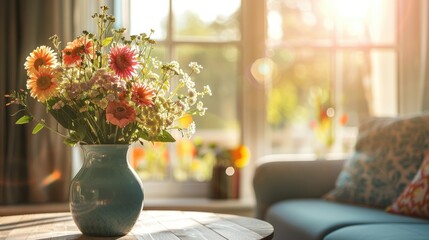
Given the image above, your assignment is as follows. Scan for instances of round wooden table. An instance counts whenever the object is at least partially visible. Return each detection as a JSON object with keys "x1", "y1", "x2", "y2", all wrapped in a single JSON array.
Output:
[{"x1": 0, "y1": 210, "x2": 274, "y2": 239}]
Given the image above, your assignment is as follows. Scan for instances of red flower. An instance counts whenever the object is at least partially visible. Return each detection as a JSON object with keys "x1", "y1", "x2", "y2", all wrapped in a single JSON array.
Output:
[
  {"x1": 106, "y1": 101, "x2": 136, "y2": 128},
  {"x1": 109, "y1": 45, "x2": 137, "y2": 79},
  {"x1": 62, "y1": 37, "x2": 94, "y2": 66},
  {"x1": 132, "y1": 83, "x2": 154, "y2": 106}
]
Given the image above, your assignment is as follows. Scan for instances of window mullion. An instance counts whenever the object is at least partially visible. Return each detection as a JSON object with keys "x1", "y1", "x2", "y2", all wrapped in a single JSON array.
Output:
[{"x1": 168, "y1": 0, "x2": 174, "y2": 60}]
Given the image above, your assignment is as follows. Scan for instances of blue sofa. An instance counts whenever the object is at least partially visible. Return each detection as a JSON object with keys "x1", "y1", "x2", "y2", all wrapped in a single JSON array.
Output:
[{"x1": 253, "y1": 156, "x2": 429, "y2": 240}]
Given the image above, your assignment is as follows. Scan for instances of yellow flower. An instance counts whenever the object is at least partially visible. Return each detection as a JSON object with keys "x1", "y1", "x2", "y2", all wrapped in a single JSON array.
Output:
[{"x1": 178, "y1": 113, "x2": 193, "y2": 128}]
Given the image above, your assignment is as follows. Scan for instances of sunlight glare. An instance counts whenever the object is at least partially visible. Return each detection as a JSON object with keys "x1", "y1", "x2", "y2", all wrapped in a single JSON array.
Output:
[
  {"x1": 174, "y1": 0, "x2": 240, "y2": 23},
  {"x1": 268, "y1": 11, "x2": 283, "y2": 40},
  {"x1": 40, "y1": 170, "x2": 62, "y2": 187},
  {"x1": 251, "y1": 58, "x2": 277, "y2": 85},
  {"x1": 130, "y1": 0, "x2": 169, "y2": 38},
  {"x1": 335, "y1": 0, "x2": 371, "y2": 21},
  {"x1": 225, "y1": 166, "x2": 235, "y2": 176}
]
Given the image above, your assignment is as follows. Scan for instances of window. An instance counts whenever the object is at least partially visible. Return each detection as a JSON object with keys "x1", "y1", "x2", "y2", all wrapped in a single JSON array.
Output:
[{"x1": 264, "y1": 0, "x2": 398, "y2": 154}]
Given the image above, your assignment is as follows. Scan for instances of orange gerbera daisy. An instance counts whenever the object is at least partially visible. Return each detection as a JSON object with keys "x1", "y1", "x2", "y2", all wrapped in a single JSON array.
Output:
[
  {"x1": 106, "y1": 101, "x2": 136, "y2": 128},
  {"x1": 109, "y1": 45, "x2": 137, "y2": 79},
  {"x1": 132, "y1": 83, "x2": 154, "y2": 106},
  {"x1": 24, "y1": 46, "x2": 57, "y2": 74},
  {"x1": 62, "y1": 36, "x2": 94, "y2": 66},
  {"x1": 26, "y1": 66, "x2": 58, "y2": 102}
]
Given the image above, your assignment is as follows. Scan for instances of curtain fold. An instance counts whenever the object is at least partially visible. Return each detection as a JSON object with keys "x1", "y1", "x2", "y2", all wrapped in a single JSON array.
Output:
[
  {"x1": 398, "y1": 0, "x2": 429, "y2": 113},
  {"x1": 0, "y1": 0, "x2": 73, "y2": 204},
  {"x1": 421, "y1": 1, "x2": 429, "y2": 111}
]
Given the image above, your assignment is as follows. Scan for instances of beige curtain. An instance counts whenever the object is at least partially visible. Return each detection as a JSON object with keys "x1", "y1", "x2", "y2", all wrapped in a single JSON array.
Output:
[
  {"x1": 0, "y1": 0, "x2": 73, "y2": 204},
  {"x1": 421, "y1": 1, "x2": 429, "y2": 110},
  {"x1": 398, "y1": 0, "x2": 429, "y2": 113}
]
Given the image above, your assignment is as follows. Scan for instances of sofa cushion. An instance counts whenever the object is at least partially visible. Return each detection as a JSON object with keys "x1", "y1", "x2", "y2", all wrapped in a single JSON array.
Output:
[
  {"x1": 324, "y1": 223, "x2": 429, "y2": 240},
  {"x1": 387, "y1": 151, "x2": 429, "y2": 219},
  {"x1": 266, "y1": 199, "x2": 429, "y2": 240},
  {"x1": 324, "y1": 114, "x2": 429, "y2": 207}
]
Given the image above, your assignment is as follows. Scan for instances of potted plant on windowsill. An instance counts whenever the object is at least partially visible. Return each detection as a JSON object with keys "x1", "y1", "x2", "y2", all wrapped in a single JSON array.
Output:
[{"x1": 5, "y1": 6, "x2": 211, "y2": 237}]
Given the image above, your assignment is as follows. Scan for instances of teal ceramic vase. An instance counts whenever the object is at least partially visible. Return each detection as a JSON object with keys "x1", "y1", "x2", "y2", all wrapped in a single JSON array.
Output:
[{"x1": 69, "y1": 144, "x2": 144, "y2": 237}]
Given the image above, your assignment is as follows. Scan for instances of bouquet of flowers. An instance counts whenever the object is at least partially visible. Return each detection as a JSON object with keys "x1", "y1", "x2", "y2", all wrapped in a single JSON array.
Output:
[{"x1": 5, "y1": 6, "x2": 211, "y2": 145}]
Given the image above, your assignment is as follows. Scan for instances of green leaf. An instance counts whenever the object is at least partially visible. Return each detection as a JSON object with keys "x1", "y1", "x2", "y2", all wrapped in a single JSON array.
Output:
[
  {"x1": 16, "y1": 115, "x2": 32, "y2": 124},
  {"x1": 48, "y1": 101, "x2": 79, "y2": 130},
  {"x1": 102, "y1": 37, "x2": 113, "y2": 46},
  {"x1": 136, "y1": 130, "x2": 176, "y2": 143},
  {"x1": 64, "y1": 137, "x2": 79, "y2": 146},
  {"x1": 154, "y1": 130, "x2": 176, "y2": 142},
  {"x1": 32, "y1": 123, "x2": 44, "y2": 134}
]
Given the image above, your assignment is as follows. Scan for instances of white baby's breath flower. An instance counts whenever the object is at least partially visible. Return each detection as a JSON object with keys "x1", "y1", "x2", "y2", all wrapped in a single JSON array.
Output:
[
  {"x1": 148, "y1": 72, "x2": 159, "y2": 81},
  {"x1": 197, "y1": 101, "x2": 207, "y2": 116},
  {"x1": 184, "y1": 121, "x2": 196, "y2": 138},
  {"x1": 189, "y1": 62, "x2": 203, "y2": 74},
  {"x1": 203, "y1": 85, "x2": 212, "y2": 96},
  {"x1": 187, "y1": 82, "x2": 195, "y2": 89},
  {"x1": 196, "y1": 101, "x2": 204, "y2": 111},
  {"x1": 199, "y1": 108, "x2": 207, "y2": 116},
  {"x1": 152, "y1": 58, "x2": 162, "y2": 68}
]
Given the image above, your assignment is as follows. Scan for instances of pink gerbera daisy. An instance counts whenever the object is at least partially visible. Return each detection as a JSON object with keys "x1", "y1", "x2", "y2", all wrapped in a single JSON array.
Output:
[
  {"x1": 132, "y1": 83, "x2": 155, "y2": 106},
  {"x1": 26, "y1": 66, "x2": 58, "y2": 102},
  {"x1": 109, "y1": 45, "x2": 137, "y2": 79},
  {"x1": 62, "y1": 36, "x2": 94, "y2": 66},
  {"x1": 106, "y1": 101, "x2": 136, "y2": 128}
]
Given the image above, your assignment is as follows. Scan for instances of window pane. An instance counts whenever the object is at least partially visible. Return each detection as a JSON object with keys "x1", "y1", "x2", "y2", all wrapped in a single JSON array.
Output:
[
  {"x1": 336, "y1": 51, "x2": 372, "y2": 126},
  {"x1": 130, "y1": 142, "x2": 170, "y2": 181},
  {"x1": 338, "y1": 50, "x2": 397, "y2": 122},
  {"x1": 175, "y1": 45, "x2": 240, "y2": 132},
  {"x1": 267, "y1": 0, "x2": 396, "y2": 45},
  {"x1": 266, "y1": 0, "x2": 397, "y2": 155},
  {"x1": 267, "y1": 0, "x2": 333, "y2": 42},
  {"x1": 130, "y1": 139, "x2": 216, "y2": 182},
  {"x1": 266, "y1": 48, "x2": 332, "y2": 153},
  {"x1": 336, "y1": 0, "x2": 396, "y2": 45},
  {"x1": 129, "y1": 0, "x2": 169, "y2": 40},
  {"x1": 173, "y1": 0, "x2": 241, "y2": 40},
  {"x1": 368, "y1": 50, "x2": 397, "y2": 115}
]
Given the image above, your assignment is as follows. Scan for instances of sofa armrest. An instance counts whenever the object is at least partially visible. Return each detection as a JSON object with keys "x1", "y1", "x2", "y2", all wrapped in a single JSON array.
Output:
[{"x1": 253, "y1": 155, "x2": 345, "y2": 219}]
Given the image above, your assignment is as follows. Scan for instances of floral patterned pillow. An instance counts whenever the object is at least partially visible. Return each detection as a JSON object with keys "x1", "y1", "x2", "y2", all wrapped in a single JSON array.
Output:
[
  {"x1": 324, "y1": 114, "x2": 429, "y2": 208},
  {"x1": 387, "y1": 151, "x2": 429, "y2": 219}
]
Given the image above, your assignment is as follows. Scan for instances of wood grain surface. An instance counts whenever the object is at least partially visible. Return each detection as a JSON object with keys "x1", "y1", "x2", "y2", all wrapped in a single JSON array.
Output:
[{"x1": 0, "y1": 210, "x2": 274, "y2": 239}]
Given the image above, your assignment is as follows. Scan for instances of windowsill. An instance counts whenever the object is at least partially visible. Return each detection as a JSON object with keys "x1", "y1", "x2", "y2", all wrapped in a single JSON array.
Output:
[
  {"x1": 0, "y1": 198, "x2": 255, "y2": 217},
  {"x1": 144, "y1": 197, "x2": 255, "y2": 216}
]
